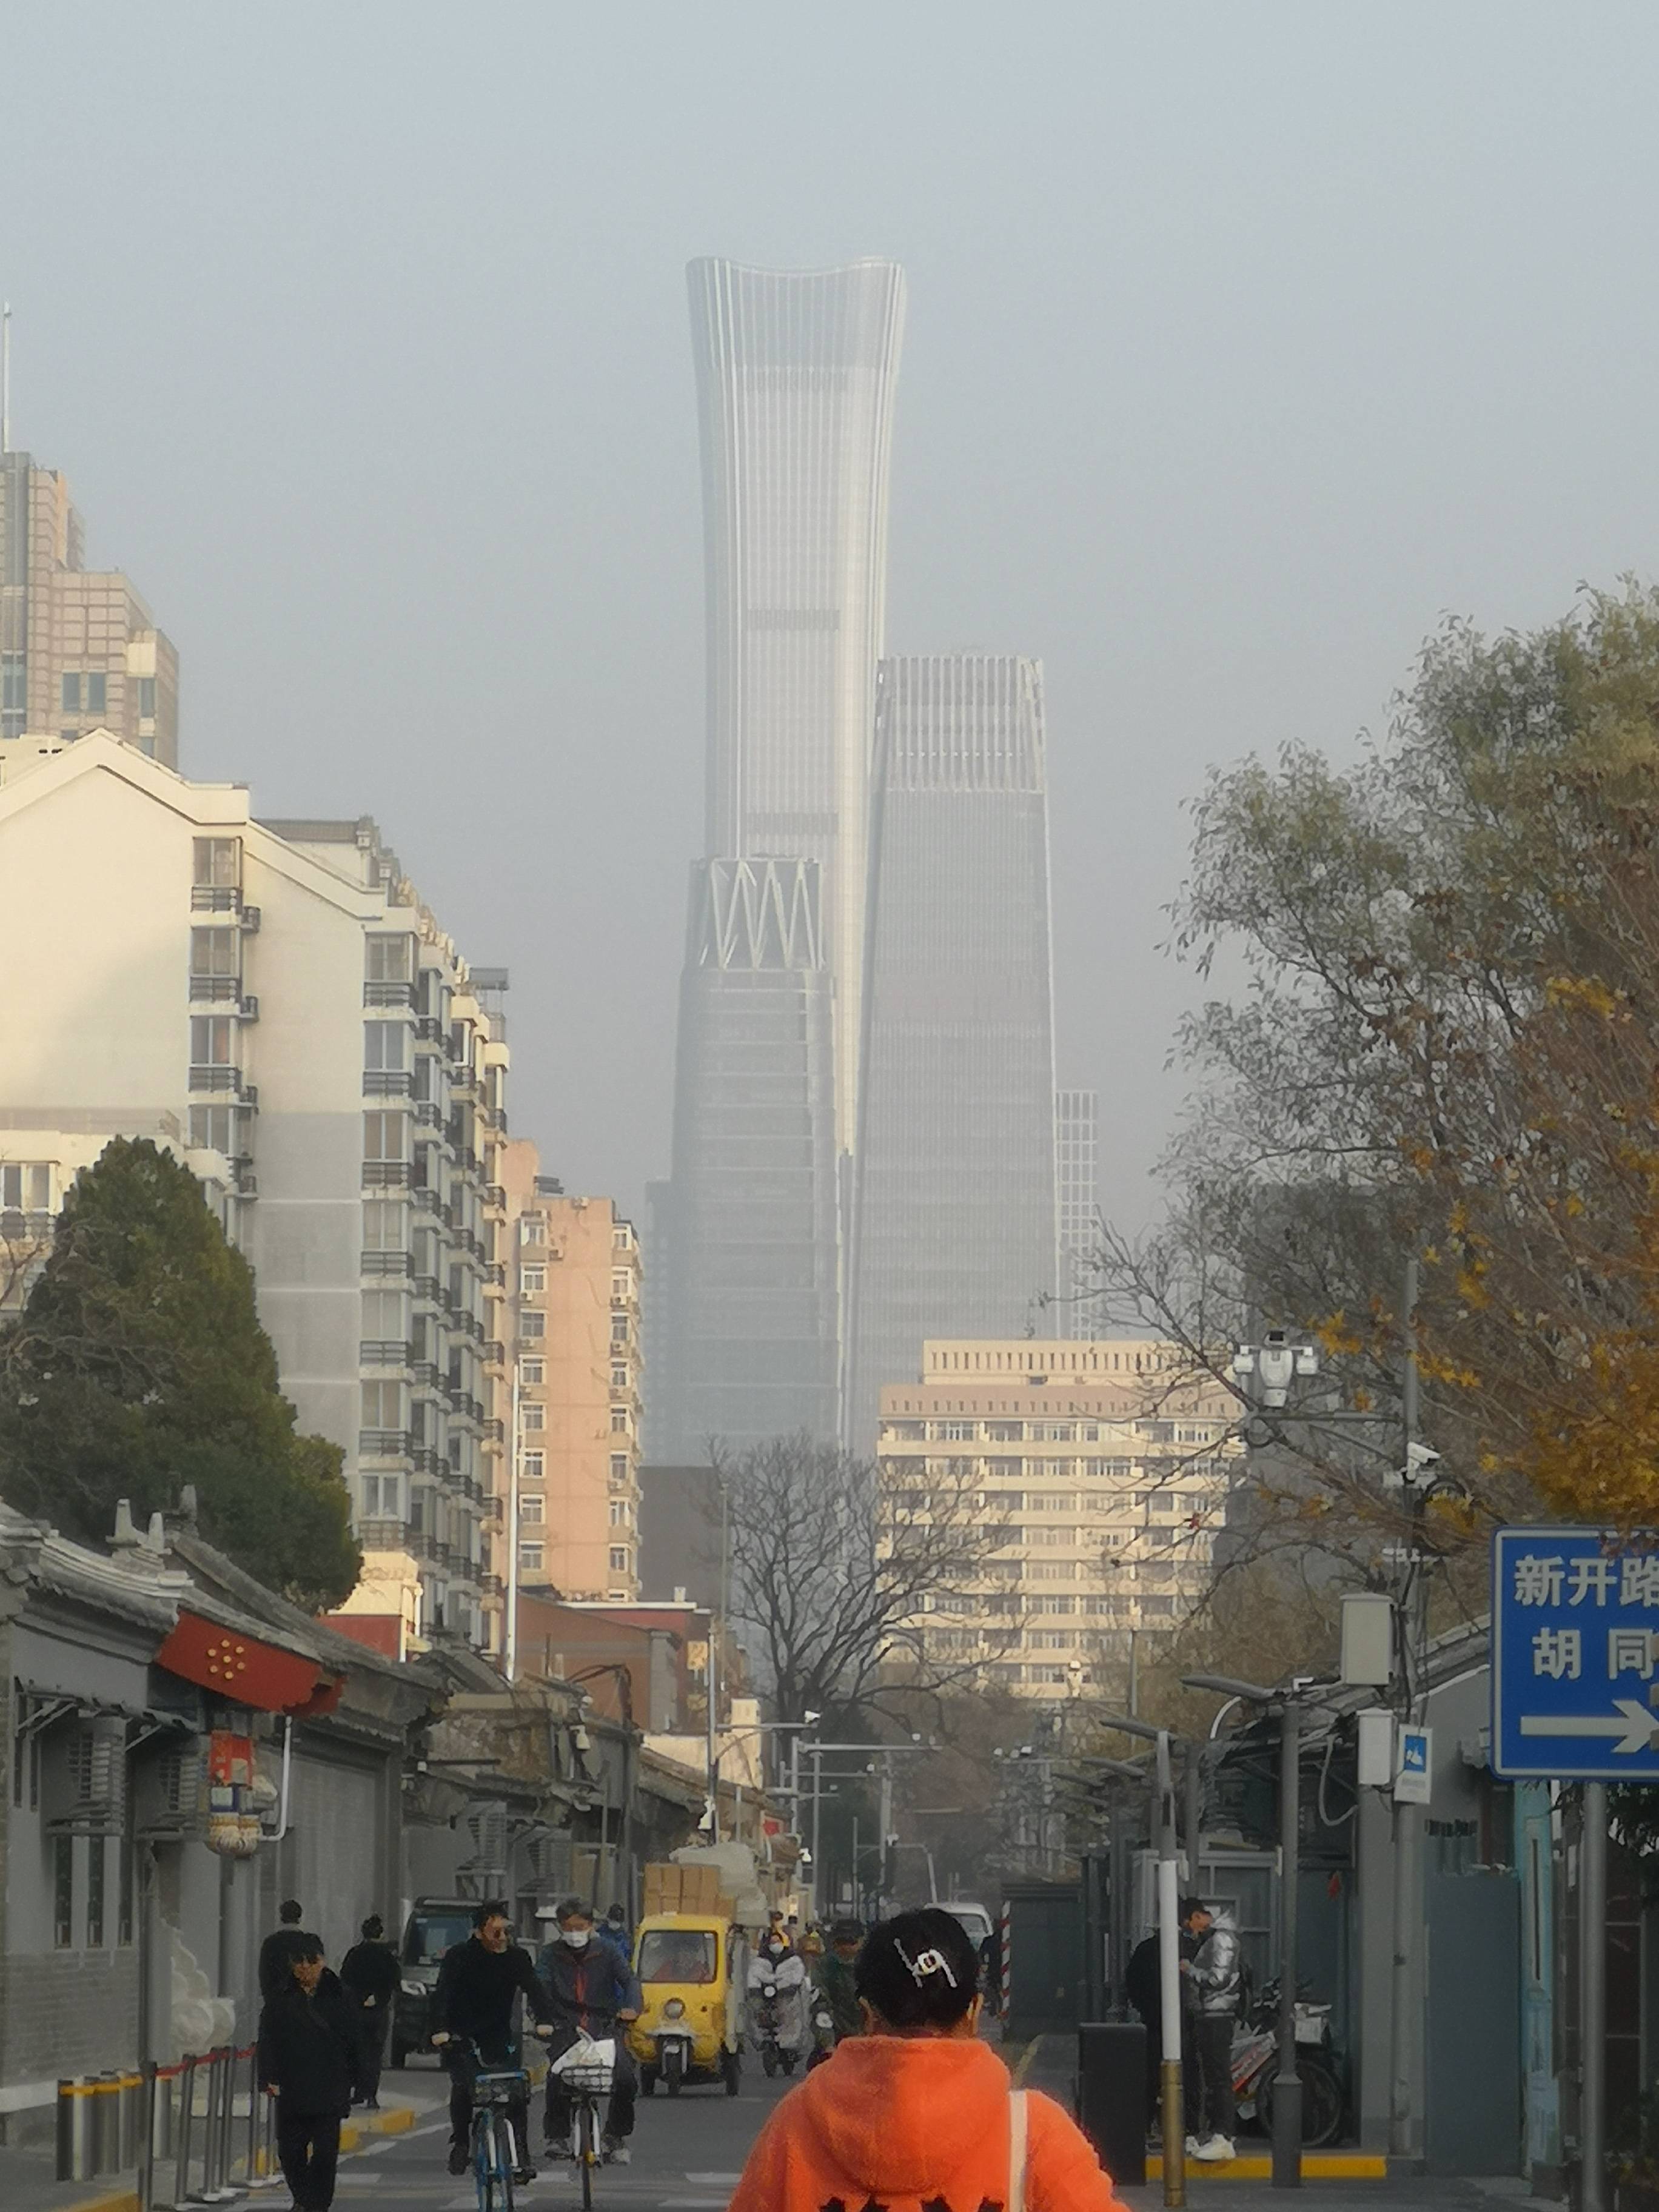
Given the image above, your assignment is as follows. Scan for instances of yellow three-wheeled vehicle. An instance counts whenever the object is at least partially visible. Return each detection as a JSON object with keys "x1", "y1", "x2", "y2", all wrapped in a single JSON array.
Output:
[{"x1": 626, "y1": 1911, "x2": 749, "y2": 2097}]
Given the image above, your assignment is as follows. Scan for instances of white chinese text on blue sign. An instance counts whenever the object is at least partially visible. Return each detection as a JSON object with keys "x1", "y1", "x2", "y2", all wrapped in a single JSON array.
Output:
[{"x1": 1492, "y1": 1526, "x2": 1659, "y2": 1779}]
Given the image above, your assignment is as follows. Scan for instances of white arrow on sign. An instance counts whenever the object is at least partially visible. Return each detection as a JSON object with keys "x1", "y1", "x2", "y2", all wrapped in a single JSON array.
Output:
[{"x1": 1519, "y1": 1699, "x2": 1658, "y2": 1755}]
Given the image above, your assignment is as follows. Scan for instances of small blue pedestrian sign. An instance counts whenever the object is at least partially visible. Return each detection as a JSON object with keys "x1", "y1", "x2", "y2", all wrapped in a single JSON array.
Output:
[
  {"x1": 1493, "y1": 1526, "x2": 1659, "y2": 1779},
  {"x1": 1395, "y1": 1726, "x2": 1432, "y2": 1805}
]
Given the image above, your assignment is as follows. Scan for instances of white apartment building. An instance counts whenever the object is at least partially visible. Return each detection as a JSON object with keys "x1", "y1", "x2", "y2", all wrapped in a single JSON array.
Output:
[
  {"x1": 877, "y1": 1338, "x2": 1239, "y2": 1699},
  {"x1": 0, "y1": 732, "x2": 510, "y2": 1647}
]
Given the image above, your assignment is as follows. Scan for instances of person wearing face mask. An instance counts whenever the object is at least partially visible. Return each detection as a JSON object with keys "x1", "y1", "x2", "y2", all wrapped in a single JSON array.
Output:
[
  {"x1": 257, "y1": 1937, "x2": 363, "y2": 2211},
  {"x1": 537, "y1": 1898, "x2": 642, "y2": 2164}
]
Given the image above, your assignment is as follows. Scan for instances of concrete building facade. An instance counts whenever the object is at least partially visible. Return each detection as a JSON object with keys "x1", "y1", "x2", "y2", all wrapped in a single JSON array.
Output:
[
  {"x1": 0, "y1": 737, "x2": 509, "y2": 1647},
  {"x1": 876, "y1": 1338, "x2": 1238, "y2": 1699},
  {"x1": 0, "y1": 451, "x2": 178, "y2": 764},
  {"x1": 501, "y1": 1140, "x2": 643, "y2": 1604}
]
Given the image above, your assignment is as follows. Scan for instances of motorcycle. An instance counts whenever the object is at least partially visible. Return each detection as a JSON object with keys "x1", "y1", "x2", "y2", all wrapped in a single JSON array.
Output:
[
  {"x1": 748, "y1": 1974, "x2": 808, "y2": 2078},
  {"x1": 1230, "y1": 1980, "x2": 1346, "y2": 2149}
]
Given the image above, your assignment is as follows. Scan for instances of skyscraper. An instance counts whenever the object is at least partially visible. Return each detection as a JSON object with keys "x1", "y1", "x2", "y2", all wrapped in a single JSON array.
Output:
[
  {"x1": 845, "y1": 655, "x2": 1060, "y2": 1450},
  {"x1": 1056, "y1": 1088, "x2": 1107, "y2": 1338},
  {"x1": 655, "y1": 261, "x2": 905, "y2": 1459},
  {"x1": 0, "y1": 449, "x2": 178, "y2": 765}
]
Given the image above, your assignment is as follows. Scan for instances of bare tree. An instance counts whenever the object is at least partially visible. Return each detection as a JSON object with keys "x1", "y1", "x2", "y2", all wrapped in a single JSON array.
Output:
[{"x1": 713, "y1": 1432, "x2": 1014, "y2": 1727}]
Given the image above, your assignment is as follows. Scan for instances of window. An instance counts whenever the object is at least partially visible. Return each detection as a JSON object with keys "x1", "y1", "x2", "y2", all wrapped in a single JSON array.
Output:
[
  {"x1": 86, "y1": 671, "x2": 107, "y2": 716},
  {"x1": 519, "y1": 1215, "x2": 546, "y2": 1246},
  {"x1": 61, "y1": 671, "x2": 82, "y2": 711},
  {"x1": 363, "y1": 1199, "x2": 406, "y2": 1250},
  {"x1": 84, "y1": 1838, "x2": 106, "y2": 1946},
  {"x1": 609, "y1": 1315, "x2": 628, "y2": 1344},
  {"x1": 118, "y1": 1838, "x2": 134, "y2": 1946},
  {"x1": 520, "y1": 1493, "x2": 544, "y2": 1524},
  {"x1": 519, "y1": 1358, "x2": 545, "y2": 1386},
  {"x1": 0, "y1": 1162, "x2": 51, "y2": 1211},
  {"x1": 521, "y1": 1450, "x2": 545, "y2": 1482},
  {"x1": 1, "y1": 653, "x2": 22, "y2": 712},
  {"x1": 192, "y1": 837, "x2": 240, "y2": 888},
  {"x1": 520, "y1": 1309, "x2": 545, "y2": 1341},
  {"x1": 361, "y1": 1289, "x2": 406, "y2": 1339},
  {"x1": 609, "y1": 1546, "x2": 630, "y2": 1574},
  {"x1": 609, "y1": 1407, "x2": 628, "y2": 1433},
  {"x1": 364, "y1": 1022, "x2": 407, "y2": 1071},
  {"x1": 190, "y1": 927, "x2": 237, "y2": 980},
  {"x1": 53, "y1": 1835, "x2": 74, "y2": 1948},
  {"x1": 611, "y1": 1271, "x2": 631, "y2": 1300},
  {"x1": 360, "y1": 1472, "x2": 404, "y2": 1518},
  {"x1": 611, "y1": 1364, "x2": 628, "y2": 1390},
  {"x1": 609, "y1": 1454, "x2": 629, "y2": 1485},
  {"x1": 190, "y1": 1015, "x2": 234, "y2": 1073},
  {"x1": 360, "y1": 1379, "x2": 406, "y2": 1429},
  {"x1": 366, "y1": 936, "x2": 414, "y2": 982},
  {"x1": 612, "y1": 1226, "x2": 629, "y2": 1250},
  {"x1": 521, "y1": 1403, "x2": 545, "y2": 1432},
  {"x1": 609, "y1": 1498, "x2": 630, "y2": 1527},
  {"x1": 137, "y1": 675, "x2": 156, "y2": 719},
  {"x1": 939, "y1": 1420, "x2": 976, "y2": 1441},
  {"x1": 362, "y1": 1111, "x2": 407, "y2": 1162},
  {"x1": 519, "y1": 1543, "x2": 545, "y2": 1575},
  {"x1": 520, "y1": 1265, "x2": 545, "y2": 1295}
]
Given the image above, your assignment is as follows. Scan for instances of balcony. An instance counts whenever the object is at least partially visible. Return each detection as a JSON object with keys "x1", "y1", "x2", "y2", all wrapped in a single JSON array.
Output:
[
  {"x1": 358, "y1": 1429, "x2": 412, "y2": 1460},
  {"x1": 412, "y1": 1446, "x2": 445, "y2": 1476},
  {"x1": 355, "y1": 1515, "x2": 408, "y2": 1552},
  {"x1": 485, "y1": 1261, "x2": 506, "y2": 1288},
  {"x1": 189, "y1": 973, "x2": 241, "y2": 1003},
  {"x1": 189, "y1": 1065, "x2": 243, "y2": 1096},
  {"x1": 409, "y1": 1360, "x2": 441, "y2": 1389},
  {"x1": 362, "y1": 1161, "x2": 411, "y2": 1189},
  {"x1": 483, "y1": 1185, "x2": 506, "y2": 1212},
  {"x1": 359, "y1": 1339, "x2": 411, "y2": 1368},
  {"x1": 481, "y1": 1340, "x2": 504, "y2": 1367},
  {"x1": 411, "y1": 1273, "x2": 441, "y2": 1305},
  {"x1": 363, "y1": 980, "x2": 417, "y2": 1009},
  {"x1": 481, "y1": 1571, "x2": 504, "y2": 1600},
  {"x1": 361, "y1": 1250, "x2": 414, "y2": 1279},
  {"x1": 483, "y1": 1416, "x2": 505, "y2": 1443},
  {"x1": 190, "y1": 884, "x2": 241, "y2": 914},
  {"x1": 364, "y1": 1070, "x2": 412, "y2": 1098},
  {"x1": 413, "y1": 1099, "x2": 442, "y2": 1128}
]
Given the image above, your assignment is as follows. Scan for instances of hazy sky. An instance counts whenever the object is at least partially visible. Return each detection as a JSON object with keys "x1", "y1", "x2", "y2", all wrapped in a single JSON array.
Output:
[{"x1": 5, "y1": 3, "x2": 1658, "y2": 1235}]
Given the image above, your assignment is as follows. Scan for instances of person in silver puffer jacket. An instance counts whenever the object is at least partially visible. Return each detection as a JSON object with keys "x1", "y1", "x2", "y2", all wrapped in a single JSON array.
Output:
[{"x1": 1184, "y1": 1906, "x2": 1240, "y2": 2158}]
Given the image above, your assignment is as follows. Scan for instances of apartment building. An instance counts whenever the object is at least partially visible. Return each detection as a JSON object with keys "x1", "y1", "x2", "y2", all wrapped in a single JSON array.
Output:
[
  {"x1": 876, "y1": 1338, "x2": 1239, "y2": 1699},
  {"x1": 0, "y1": 735, "x2": 509, "y2": 1647},
  {"x1": 501, "y1": 1139, "x2": 643, "y2": 1606},
  {"x1": 0, "y1": 451, "x2": 178, "y2": 763}
]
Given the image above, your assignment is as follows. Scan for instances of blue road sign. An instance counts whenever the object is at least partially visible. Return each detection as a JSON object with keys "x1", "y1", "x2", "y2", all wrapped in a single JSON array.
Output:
[{"x1": 1492, "y1": 1526, "x2": 1659, "y2": 1780}]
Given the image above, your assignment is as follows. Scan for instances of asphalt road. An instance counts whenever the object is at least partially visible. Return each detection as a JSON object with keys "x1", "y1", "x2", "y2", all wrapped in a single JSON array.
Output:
[{"x1": 336, "y1": 2057, "x2": 792, "y2": 2210}]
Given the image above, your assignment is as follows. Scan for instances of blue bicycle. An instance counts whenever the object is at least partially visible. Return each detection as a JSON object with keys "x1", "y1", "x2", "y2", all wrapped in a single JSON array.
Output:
[{"x1": 465, "y1": 2042, "x2": 531, "y2": 2212}]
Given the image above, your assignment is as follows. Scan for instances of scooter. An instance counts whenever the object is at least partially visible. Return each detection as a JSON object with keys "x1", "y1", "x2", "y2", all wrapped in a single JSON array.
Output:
[
  {"x1": 749, "y1": 1979, "x2": 806, "y2": 2078},
  {"x1": 645, "y1": 2000, "x2": 697, "y2": 2096},
  {"x1": 1231, "y1": 1980, "x2": 1345, "y2": 2148}
]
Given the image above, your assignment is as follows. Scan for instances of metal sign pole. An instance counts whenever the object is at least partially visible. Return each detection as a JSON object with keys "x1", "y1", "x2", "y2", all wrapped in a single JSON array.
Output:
[
  {"x1": 1271, "y1": 1701, "x2": 1303, "y2": 2186},
  {"x1": 1581, "y1": 1783, "x2": 1607, "y2": 2212},
  {"x1": 1155, "y1": 1730, "x2": 1185, "y2": 2209}
]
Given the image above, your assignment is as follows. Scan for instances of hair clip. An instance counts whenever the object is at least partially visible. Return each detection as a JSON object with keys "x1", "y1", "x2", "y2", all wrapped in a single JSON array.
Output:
[{"x1": 895, "y1": 1939, "x2": 957, "y2": 1989}]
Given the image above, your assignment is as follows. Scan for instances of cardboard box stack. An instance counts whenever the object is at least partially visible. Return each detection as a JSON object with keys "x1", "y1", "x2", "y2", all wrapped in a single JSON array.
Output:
[{"x1": 642, "y1": 1861, "x2": 736, "y2": 1920}]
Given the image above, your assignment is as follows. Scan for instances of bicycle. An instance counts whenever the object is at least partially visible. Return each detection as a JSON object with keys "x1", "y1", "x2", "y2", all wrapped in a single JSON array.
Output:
[
  {"x1": 548, "y1": 2034, "x2": 617, "y2": 2211},
  {"x1": 463, "y1": 2042, "x2": 532, "y2": 2212}
]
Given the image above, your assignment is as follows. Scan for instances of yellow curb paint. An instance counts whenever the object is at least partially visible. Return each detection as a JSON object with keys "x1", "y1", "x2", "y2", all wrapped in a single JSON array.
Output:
[
  {"x1": 1144, "y1": 2154, "x2": 1389, "y2": 2181},
  {"x1": 367, "y1": 2105, "x2": 417, "y2": 2136},
  {"x1": 63, "y1": 2191, "x2": 139, "y2": 2212}
]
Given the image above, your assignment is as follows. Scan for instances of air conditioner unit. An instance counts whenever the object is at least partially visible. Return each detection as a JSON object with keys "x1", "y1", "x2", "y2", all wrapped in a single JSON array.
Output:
[
  {"x1": 42, "y1": 1715, "x2": 129, "y2": 1836},
  {"x1": 238, "y1": 1175, "x2": 260, "y2": 1199},
  {"x1": 132, "y1": 1742, "x2": 206, "y2": 1839},
  {"x1": 240, "y1": 905, "x2": 261, "y2": 934},
  {"x1": 240, "y1": 995, "x2": 260, "y2": 1022}
]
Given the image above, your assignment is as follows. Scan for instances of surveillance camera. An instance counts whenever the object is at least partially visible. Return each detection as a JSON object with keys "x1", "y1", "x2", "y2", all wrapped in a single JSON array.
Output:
[{"x1": 1406, "y1": 1441, "x2": 1441, "y2": 1470}]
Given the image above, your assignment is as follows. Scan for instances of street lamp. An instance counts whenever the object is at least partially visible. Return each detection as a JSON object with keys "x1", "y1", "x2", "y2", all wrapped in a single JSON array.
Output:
[{"x1": 1183, "y1": 1672, "x2": 1319, "y2": 2188}]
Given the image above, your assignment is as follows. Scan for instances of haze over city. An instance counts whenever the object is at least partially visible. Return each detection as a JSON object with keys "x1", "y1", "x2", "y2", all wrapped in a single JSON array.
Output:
[{"x1": 7, "y1": 2, "x2": 1658, "y2": 1236}]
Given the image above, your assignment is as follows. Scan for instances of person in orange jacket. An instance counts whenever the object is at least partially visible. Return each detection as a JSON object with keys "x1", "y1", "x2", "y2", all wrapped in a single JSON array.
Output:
[{"x1": 726, "y1": 1906, "x2": 1127, "y2": 2212}]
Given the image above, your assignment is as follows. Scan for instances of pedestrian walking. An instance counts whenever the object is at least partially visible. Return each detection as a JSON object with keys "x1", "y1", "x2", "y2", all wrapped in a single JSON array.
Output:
[
  {"x1": 340, "y1": 1914, "x2": 400, "y2": 2109},
  {"x1": 728, "y1": 1908, "x2": 1128, "y2": 2212},
  {"x1": 1181, "y1": 1900, "x2": 1241, "y2": 2162},
  {"x1": 257, "y1": 1936, "x2": 363, "y2": 2211}
]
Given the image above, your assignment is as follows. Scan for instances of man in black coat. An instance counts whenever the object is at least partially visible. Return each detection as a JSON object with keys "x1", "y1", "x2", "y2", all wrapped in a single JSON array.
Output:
[
  {"x1": 340, "y1": 1914, "x2": 401, "y2": 2110},
  {"x1": 257, "y1": 1937, "x2": 362, "y2": 2211},
  {"x1": 430, "y1": 1900, "x2": 554, "y2": 2181}
]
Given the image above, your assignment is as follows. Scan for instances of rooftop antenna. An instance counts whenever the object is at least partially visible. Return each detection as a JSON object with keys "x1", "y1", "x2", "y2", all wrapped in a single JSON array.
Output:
[{"x1": 1, "y1": 302, "x2": 10, "y2": 452}]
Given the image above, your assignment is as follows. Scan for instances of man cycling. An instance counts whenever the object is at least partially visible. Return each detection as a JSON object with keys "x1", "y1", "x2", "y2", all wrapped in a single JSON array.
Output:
[
  {"x1": 536, "y1": 1899, "x2": 641, "y2": 2166},
  {"x1": 430, "y1": 1900, "x2": 554, "y2": 2184}
]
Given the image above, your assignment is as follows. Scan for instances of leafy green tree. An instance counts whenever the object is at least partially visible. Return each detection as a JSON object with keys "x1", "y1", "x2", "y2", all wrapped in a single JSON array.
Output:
[{"x1": 0, "y1": 1137, "x2": 360, "y2": 1610}]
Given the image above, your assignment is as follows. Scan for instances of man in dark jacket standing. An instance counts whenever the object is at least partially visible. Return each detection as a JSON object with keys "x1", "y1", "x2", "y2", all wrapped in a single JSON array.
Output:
[
  {"x1": 537, "y1": 1899, "x2": 640, "y2": 2163},
  {"x1": 340, "y1": 1915, "x2": 400, "y2": 2110},
  {"x1": 257, "y1": 1937, "x2": 361, "y2": 2211},
  {"x1": 431, "y1": 1901, "x2": 553, "y2": 2182}
]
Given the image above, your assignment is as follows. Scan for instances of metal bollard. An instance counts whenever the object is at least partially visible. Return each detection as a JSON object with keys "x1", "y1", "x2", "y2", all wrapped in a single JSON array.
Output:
[
  {"x1": 118, "y1": 2071, "x2": 142, "y2": 2170},
  {"x1": 215, "y1": 2045, "x2": 236, "y2": 2198},
  {"x1": 56, "y1": 2078, "x2": 94, "y2": 2183},
  {"x1": 138, "y1": 2064, "x2": 157, "y2": 2212},
  {"x1": 201, "y1": 2049, "x2": 223, "y2": 2199},
  {"x1": 243, "y1": 2046, "x2": 258, "y2": 2186},
  {"x1": 174, "y1": 2054, "x2": 198, "y2": 2205},
  {"x1": 90, "y1": 2072, "x2": 120, "y2": 2175}
]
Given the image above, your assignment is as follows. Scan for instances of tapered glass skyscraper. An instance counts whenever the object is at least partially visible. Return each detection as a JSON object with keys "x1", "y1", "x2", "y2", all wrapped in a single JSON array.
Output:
[
  {"x1": 653, "y1": 260, "x2": 907, "y2": 1460},
  {"x1": 845, "y1": 655, "x2": 1060, "y2": 1450}
]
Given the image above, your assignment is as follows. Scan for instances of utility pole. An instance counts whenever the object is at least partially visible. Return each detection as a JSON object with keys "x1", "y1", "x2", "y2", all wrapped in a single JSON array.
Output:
[
  {"x1": 1272, "y1": 1697, "x2": 1303, "y2": 2186},
  {"x1": 1389, "y1": 1254, "x2": 1423, "y2": 2162},
  {"x1": 1582, "y1": 1783, "x2": 1607, "y2": 2212},
  {"x1": 1154, "y1": 1731, "x2": 1186, "y2": 2209}
]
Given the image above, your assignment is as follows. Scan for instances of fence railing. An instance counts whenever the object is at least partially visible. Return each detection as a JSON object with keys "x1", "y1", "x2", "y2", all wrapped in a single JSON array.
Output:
[{"x1": 57, "y1": 2042, "x2": 277, "y2": 2210}]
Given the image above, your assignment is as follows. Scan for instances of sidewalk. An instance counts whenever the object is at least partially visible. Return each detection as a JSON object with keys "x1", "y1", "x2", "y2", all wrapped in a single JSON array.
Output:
[{"x1": 0, "y1": 2071, "x2": 448, "y2": 2212}]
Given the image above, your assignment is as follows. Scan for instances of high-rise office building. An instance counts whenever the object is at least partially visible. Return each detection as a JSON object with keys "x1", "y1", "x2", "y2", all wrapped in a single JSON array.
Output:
[
  {"x1": 1055, "y1": 1088, "x2": 1105, "y2": 1339},
  {"x1": 845, "y1": 655, "x2": 1060, "y2": 1450},
  {"x1": 0, "y1": 449, "x2": 178, "y2": 765},
  {"x1": 655, "y1": 260, "x2": 905, "y2": 1458}
]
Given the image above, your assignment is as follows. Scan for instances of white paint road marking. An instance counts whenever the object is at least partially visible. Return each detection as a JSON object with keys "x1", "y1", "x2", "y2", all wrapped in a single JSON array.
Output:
[
  {"x1": 1520, "y1": 1700, "x2": 1658, "y2": 1754},
  {"x1": 685, "y1": 2176, "x2": 743, "y2": 2186}
]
